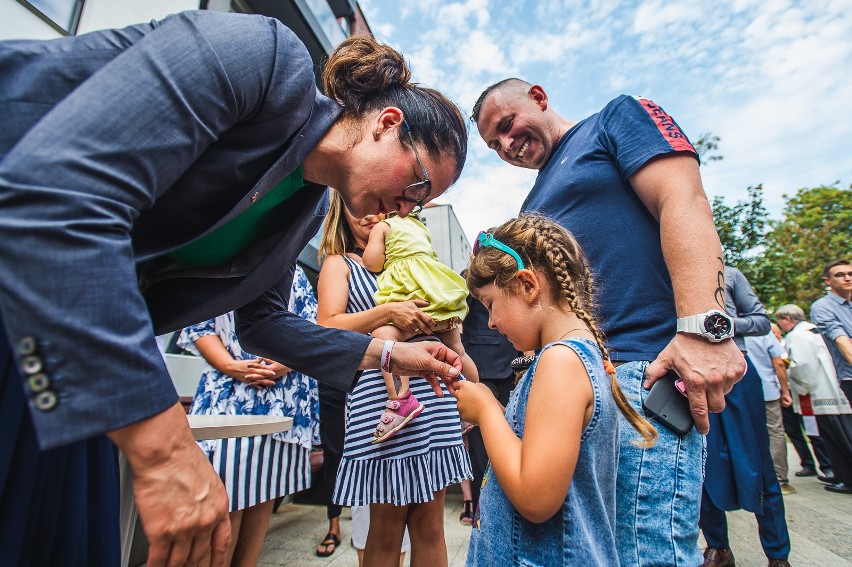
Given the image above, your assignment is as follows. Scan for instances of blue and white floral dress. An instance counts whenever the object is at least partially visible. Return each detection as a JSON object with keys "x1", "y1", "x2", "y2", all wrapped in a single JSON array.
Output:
[{"x1": 178, "y1": 266, "x2": 320, "y2": 511}]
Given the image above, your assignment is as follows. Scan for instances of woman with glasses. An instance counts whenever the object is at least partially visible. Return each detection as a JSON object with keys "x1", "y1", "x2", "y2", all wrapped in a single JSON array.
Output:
[
  {"x1": 317, "y1": 191, "x2": 472, "y2": 567},
  {"x1": 0, "y1": 11, "x2": 467, "y2": 566},
  {"x1": 363, "y1": 208, "x2": 480, "y2": 442}
]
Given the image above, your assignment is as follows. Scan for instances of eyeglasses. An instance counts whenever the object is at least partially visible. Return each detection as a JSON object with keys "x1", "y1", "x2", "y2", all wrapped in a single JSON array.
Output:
[
  {"x1": 401, "y1": 120, "x2": 431, "y2": 213},
  {"x1": 473, "y1": 231, "x2": 525, "y2": 270},
  {"x1": 830, "y1": 271, "x2": 852, "y2": 279}
]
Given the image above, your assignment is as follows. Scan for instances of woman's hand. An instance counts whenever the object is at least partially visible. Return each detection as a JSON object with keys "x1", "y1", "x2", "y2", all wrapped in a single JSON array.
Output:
[
  {"x1": 386, "y1": 299, "x2": 435, "y2": 334},
  {"x1": 453, "y1": 380, "x2": 501, "y2": 425},
  {"x1": 109, "y1": 404, "x2": 231, "y2": 567},
  {"x1": 225, "y1": 359, "x2": 278, "y2": 387},
  {"x1": 381, "y1": 340, "x2": 462, "y2": 395},
  {"x1": 242, "y1": 358, "x2": 290, "y2": 389}
]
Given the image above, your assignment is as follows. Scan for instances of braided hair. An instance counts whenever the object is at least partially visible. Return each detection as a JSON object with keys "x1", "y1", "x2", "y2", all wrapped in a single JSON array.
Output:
[{"x1": 467, "y1": 214, "x2": 657, "y2": 447}]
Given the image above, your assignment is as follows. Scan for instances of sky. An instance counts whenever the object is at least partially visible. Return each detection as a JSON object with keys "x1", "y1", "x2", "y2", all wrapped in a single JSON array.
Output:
[{"x1": 358, "y1": 0, "x2": 852, "y2": 243}]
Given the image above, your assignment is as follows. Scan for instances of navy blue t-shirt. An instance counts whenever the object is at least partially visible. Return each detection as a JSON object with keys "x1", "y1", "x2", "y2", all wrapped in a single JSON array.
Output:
[{"x1": 521, "y1": 95, "x2": 698, "y2": 361}]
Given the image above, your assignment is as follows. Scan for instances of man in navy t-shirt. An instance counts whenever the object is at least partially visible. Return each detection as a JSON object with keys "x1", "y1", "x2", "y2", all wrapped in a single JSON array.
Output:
[{"x1": 472, "y1": 80, "x2": 746, "y2": 567}]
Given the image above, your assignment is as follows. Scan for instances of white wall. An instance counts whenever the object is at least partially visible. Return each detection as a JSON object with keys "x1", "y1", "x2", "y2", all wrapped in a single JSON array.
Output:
[
  {"x1": 1, "y1": 0, "x2": 198, "y2": 40},
  {"x1": 0, "y1": 0, "x2": 61, "y2": 39},
  {"x1": 77, "y1": 0, "x2": 198, "y2": 34}
]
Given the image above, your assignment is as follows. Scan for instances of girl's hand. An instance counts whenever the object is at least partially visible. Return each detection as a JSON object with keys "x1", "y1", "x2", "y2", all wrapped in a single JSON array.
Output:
[
  {"x1": 387, "y1": 300, "x2": 435, "y2": 334},
  {"x1": 453, "y1": 380, "x2": 501, "y2": 425}
]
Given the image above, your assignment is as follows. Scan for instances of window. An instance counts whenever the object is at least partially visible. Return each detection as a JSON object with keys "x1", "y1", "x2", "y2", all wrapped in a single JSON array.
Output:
[{"x1": 18, "y1": 0, "x2": 85, "y2": 35}]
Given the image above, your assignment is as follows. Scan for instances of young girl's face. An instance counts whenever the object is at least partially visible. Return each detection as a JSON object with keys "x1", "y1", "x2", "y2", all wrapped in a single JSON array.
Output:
[{"x1": 475, "y1": 283, "x2": 540, "y2": 352}]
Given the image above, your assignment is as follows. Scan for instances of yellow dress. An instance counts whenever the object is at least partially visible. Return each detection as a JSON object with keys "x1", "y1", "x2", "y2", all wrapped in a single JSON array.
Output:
[{"x1": 373, "y1": 215, "x2": 468, "y2": 321}]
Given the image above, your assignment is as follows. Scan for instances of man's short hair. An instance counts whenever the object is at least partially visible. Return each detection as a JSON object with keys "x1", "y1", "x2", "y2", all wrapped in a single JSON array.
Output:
[
  {"x1": 470, "y1": 78, "x2": 531, "y2": 123},
  {"x1": 823, "y1": 259, "x2": 852, "y2": 278},
  {"x1": 775, "y1": 304, "x2": 806, "y2": 323}
]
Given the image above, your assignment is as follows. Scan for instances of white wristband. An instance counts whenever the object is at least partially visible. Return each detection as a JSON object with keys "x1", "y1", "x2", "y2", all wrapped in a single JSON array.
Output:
[{"x1": 381, "y1": 340, "x2": 396, "y2": 373}]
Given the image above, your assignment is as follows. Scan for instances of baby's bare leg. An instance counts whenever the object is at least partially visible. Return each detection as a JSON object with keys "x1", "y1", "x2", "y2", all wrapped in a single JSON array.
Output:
[
  {"x1": 372, "y1": 324, "x2": 410, "y2": 398},
  {"x1": 436, "y1": 327, "x2": 479, "y2": 383}
]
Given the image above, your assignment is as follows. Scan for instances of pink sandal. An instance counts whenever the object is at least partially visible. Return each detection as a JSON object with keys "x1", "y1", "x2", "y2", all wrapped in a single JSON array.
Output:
[{"x1": 372, "y1": 391, "x2": 424, "y2": 443}]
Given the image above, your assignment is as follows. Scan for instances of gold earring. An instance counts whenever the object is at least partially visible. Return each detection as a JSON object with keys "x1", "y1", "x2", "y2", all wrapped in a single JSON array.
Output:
[{"x1": 374, "y1": 130, "x2": 381, "y2": 140}]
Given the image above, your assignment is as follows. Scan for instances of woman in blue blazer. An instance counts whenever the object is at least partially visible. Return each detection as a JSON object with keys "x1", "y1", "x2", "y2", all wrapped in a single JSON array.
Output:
[{"x1": 0, "y1": 10, "x2": 467, "y2": 566}]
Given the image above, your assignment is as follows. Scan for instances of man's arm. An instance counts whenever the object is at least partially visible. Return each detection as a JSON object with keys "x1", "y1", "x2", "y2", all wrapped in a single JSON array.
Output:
[
  {"x1": 629, "y1": 154, "x2": 746, "y2": 434},
  {"x1": 811, "y1": 301, "x2": 852, "y2": 365},
  {"x1": 726, "y1": 268, "x2": 770, "y2": 337},
  {"x1": 771, "y1": 355, "x2": 793, "y2": 407},
  {"x1": 834, "y1": 336, "x2": 852, "y2": 365}
]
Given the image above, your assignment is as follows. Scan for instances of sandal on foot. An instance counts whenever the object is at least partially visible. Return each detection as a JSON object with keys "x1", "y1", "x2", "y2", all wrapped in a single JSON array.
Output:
[
  {"x1": 459, "y1": 500, "x2": 474, "y2": 525},
  {"x1": 372, "y1": 392, "x2": 424, "y2": 443},
  {"x1": 315, "y1": 532, "x2": 340, "y2": 557}
]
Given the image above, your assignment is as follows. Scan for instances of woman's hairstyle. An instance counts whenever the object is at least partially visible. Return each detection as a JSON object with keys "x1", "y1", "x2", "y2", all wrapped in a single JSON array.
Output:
[
  {"x1": 318, "y1": 189, "x2": 356, "y2": 260},
  {"x1": 467, "y1": 214, "x2": 657, "y2": 447},
  {"x1": 322, "y1": 36, "x2": 468, "y2": 183}
]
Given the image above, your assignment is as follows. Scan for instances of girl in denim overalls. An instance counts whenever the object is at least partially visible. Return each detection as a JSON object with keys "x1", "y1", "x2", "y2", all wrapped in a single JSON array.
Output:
[{"x1": 454, "y1": 215, "x2": 658, "y2": 566}]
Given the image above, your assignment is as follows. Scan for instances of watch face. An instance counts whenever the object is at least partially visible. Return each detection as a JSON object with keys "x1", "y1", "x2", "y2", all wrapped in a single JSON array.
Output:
[{"x1": 703, "y1": 313, "x2": 732, "y2": 338}]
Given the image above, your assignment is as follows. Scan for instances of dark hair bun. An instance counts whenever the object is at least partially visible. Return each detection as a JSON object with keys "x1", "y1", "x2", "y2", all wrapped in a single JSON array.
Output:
[{"x1": 323, "y1": 36, "x2": 411, "y2": 115}]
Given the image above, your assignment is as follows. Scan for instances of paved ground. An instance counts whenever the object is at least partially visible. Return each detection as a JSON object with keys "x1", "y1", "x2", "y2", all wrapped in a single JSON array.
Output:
[{"x1": 259, "y1": 444, "x2": 852, "y2": 566}]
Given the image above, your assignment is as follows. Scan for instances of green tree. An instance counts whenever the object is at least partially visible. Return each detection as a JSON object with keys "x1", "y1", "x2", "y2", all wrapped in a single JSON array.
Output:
[
  {"x1": 711, "y1": 184, "x2": 768, "y2": 266},
  {"x1": 694, "y1": 132, "x2": 723, "y2": 165},
  {"x1": 750, "y1": 183, "x2": 852, "y2": 311}
]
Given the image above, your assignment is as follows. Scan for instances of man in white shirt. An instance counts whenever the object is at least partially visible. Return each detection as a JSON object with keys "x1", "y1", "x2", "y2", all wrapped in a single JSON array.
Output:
[{"x1": 776, "y1": 304, "x2": 852, "y2": 494}]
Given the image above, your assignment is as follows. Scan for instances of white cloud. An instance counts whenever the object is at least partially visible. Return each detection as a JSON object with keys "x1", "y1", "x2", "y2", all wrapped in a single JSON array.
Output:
[
  {"x1": 362, "y1": 0, "x2": 851, "y2": 228},
  {"x1": 633, "y1": 1, "x2": 700, "y2": 34},
  {"x1": 438, "y1": 156, "x2": 539, "y2": 242},
  {"x1": 454, "y1": 29, "x2": 516, "y2": 76}
]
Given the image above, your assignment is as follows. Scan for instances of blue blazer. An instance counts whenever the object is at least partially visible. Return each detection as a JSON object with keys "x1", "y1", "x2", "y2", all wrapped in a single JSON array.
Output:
[{"x1": 0, "y1": 11, "x2": 371, "y2": 449}]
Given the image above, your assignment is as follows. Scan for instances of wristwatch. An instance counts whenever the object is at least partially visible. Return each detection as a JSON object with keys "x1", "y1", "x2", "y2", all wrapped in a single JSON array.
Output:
[{"x1": 676, "y1": 310, "x2": 734, "y2": 342}]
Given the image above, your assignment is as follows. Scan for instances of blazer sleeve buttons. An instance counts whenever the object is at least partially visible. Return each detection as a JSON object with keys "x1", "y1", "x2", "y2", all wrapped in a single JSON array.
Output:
[
  {"x1": 21, "y1": 355, "x2": 43, "y2": 375},
  {"x1": 16, "y1": 337, "x2": 59, "y2": 411},
  {"x1": 33, "y1": 391, "x2": 58, "y2": 412},
  {"x1": 17, "y1": 336, "x2": 36, "y2": 356},
  {"x1": 27, "y1": 373, "x2": 51, "y2": 393}
]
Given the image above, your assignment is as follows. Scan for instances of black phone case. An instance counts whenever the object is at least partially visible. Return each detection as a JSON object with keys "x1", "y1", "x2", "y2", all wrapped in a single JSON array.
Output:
[{"x1": 642, "y1": 372, "x2": 694, "y2": 435}]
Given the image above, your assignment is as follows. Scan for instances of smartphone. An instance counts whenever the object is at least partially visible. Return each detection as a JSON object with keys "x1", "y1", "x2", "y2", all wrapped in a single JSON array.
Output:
[{"x1": 642, "y1": 371, "x2": 694, "y2": 435}]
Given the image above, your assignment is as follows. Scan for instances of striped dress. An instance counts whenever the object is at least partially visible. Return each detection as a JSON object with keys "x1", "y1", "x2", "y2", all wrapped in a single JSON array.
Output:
[
  {"x1": 178, "y1": 267, "x2": 319, "y2": 512},
  {"x1": 333, "y1": 256, "x2": 472, "y2": 506}
]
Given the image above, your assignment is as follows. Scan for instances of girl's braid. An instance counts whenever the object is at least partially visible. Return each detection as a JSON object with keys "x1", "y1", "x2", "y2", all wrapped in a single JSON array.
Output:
[
  {"x1": 534, "y1": 221, "x2": 611, "y2": 366},
  {"x1": 523, "y1": 216, "x2": 658, "y2": 448}
]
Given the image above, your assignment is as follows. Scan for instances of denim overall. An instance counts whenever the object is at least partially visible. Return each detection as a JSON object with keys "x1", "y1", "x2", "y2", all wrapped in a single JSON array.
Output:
[{"x1": 466, "y1": 338, "x2": 621, "y2": 566}]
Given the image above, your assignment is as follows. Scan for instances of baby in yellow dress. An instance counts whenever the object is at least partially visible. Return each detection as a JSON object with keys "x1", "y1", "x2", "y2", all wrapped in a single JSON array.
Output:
[{"x1": 363, "y1": 213, "x2": 479, "y2": 442}]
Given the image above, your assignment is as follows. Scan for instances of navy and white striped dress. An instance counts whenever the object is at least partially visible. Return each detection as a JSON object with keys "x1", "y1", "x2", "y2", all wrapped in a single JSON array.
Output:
[
  {"x1": 333, "y1": 257, "x2": 472, "y2": 506},
  {"x1": 178, "y1": 267, "x2": 319, "y2": 512}
]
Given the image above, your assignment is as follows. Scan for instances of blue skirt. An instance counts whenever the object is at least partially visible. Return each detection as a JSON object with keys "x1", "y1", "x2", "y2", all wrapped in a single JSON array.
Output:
[{"x1": 0, "y1": 316, "x2": 120, "y2": 566}]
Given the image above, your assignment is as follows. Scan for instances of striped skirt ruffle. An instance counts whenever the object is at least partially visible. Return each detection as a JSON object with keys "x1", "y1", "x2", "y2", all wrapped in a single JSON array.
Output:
[
  {"x1": 333, "y1": 444, "x2": 472, "y2": 506},
  {"x1": 205, "y1": 435, "x2": 310, "y2": 512}
]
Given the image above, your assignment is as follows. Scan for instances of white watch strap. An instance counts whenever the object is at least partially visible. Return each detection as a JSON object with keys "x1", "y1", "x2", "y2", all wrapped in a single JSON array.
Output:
[{"x1": 676, "y1": 314, "x2": 705, "y2": 335}]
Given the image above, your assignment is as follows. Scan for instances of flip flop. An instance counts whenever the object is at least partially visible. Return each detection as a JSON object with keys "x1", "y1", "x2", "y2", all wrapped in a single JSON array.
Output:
[{"x1": 315, "y1": 532, "x2": 340, "y2": 557}]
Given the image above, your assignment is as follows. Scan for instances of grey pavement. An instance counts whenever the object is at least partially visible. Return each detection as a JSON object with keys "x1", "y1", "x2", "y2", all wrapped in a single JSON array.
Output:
[{"x1": 259, "y1": 443, "x2": 852, "y2": 566}]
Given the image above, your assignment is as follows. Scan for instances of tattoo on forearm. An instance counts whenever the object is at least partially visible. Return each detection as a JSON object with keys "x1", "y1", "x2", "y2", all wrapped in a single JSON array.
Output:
[{"x1": 714, "y1": 256, "x2": 726, "y2": 310}]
